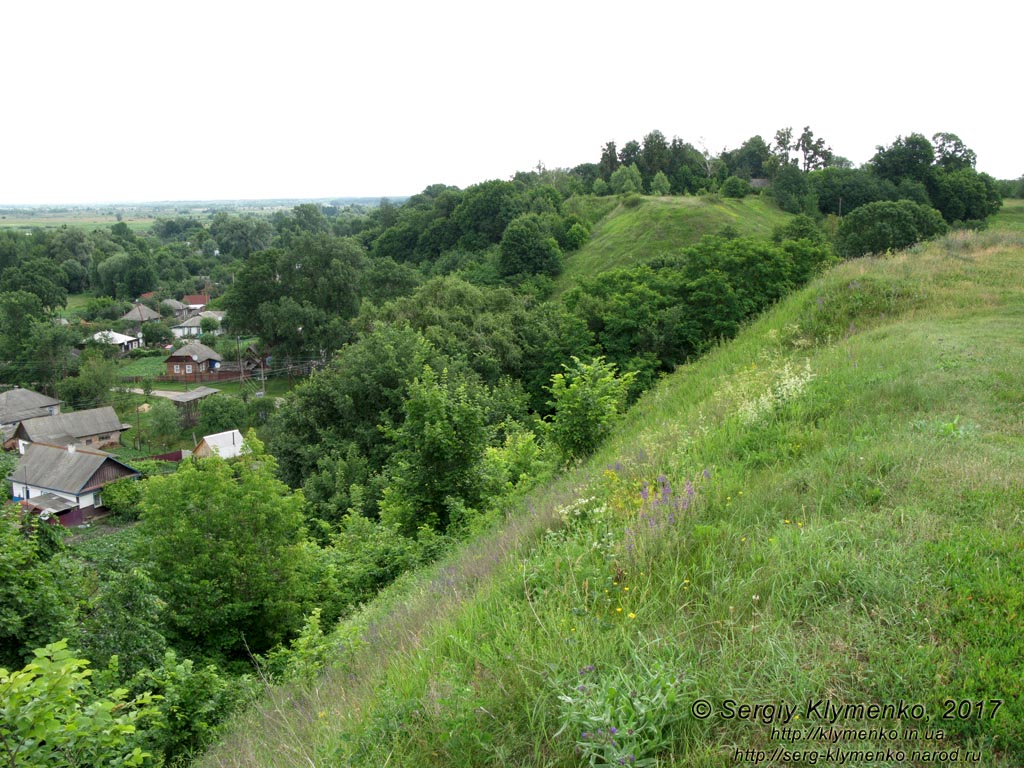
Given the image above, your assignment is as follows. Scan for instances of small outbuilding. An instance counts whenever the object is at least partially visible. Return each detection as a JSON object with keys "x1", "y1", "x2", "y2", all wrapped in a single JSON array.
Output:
[{"x1": 194, "y1": 429, "x2": 245, "y2": 459}]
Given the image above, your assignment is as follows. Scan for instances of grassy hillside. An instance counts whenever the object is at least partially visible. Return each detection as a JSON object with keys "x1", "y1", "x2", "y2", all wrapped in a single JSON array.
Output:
[
  {"x1": 201, "y1": 226, "x2": 1023, "y2": 767},
  {"x1": 557, "y1": 195, "x2": 792, "y2": 290}
]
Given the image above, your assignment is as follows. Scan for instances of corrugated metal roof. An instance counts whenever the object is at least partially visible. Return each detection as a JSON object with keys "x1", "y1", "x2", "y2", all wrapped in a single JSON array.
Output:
[
  {"x1": 8, "y1": 443, "x2": 139, "y2": 494},
  {"x1": 18, "y1": 406, "x2": 126, "y2": 443}
]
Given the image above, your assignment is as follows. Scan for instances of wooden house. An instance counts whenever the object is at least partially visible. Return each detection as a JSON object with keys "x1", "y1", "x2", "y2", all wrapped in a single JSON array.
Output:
[
  {"x1": 164, "y1": 341, "x2": 223, "y2": 382},
  {"x1": 8, "y1": 442, "x2": 140, "y2": 526}
]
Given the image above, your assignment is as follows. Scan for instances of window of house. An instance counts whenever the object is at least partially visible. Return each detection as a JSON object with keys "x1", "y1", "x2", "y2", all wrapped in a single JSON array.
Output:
[
  {"x1": 173, "y1": 364, "x2": 181, "y2": 373},
  {"x1": 185, "y1": 364, "x2": 193, "y2": 374}
]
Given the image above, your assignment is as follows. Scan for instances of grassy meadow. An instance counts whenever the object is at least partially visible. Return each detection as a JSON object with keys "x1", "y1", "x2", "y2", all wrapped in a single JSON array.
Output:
[
  {"x1": 557, "y1": 195, "x2": 791, "y2": 291},
  {"x1": 197, "y1": 219, "x2": 1024, "y2": 767}
]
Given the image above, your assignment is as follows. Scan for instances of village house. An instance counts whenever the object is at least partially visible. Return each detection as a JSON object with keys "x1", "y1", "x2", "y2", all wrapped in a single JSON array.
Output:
[
  {"x1": 160, "y1": 298, "x2": 189, "y2": 320},
  {"x1": 8, "y1": 442, "x2": 140, "y2": 526},
  {"x1": 120, "y1": 302, "x2": 162, "y2": 324},
  {"x1": 171, "y1": 310, "x2": 226, "y2": 338},
  {"x1": 182, "y1": 293, "x2": 210, "y2": 311},
  {"x1": 0, "y1": 387, "x2": 61, "y2": 429},
  {"x1": 9, "y1": 406, "x2": 130, "y2": 451},
  {"x1": 92, "y1": 329, "x2": 142, "y2": 354},
  {"x1": 194, "y1": 428, "x2": 245, "y2": 459},
  {"x1": 164, "y1": 341, "x2": 223, "y2": 382}
]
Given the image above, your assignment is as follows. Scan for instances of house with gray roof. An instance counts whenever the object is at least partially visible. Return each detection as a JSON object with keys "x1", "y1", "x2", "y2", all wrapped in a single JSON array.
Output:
[
  {"x1": 10, "y1": 406, "x2": 129, "y2": 451},
  {"x1": 171, "y1": 310, "x2": 225, "y2": 338},
  {"x1": 120, "y1": 303, "x2": 162, "y2": 324},
  {"x1": 0, "y1": 387, "x2": 61, "y2": 428},
  {"x1": 8, "y1": 442, "x2": 140, "y2": 526},
  {"x1": 164, "y1": 341, "x2": 223, "y2": 382}
]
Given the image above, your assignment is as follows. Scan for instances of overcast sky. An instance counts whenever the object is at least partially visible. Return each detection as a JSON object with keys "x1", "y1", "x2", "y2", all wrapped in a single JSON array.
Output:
[{"x1": 2, "y1": 0, "x2": 1019, "y2": 204}]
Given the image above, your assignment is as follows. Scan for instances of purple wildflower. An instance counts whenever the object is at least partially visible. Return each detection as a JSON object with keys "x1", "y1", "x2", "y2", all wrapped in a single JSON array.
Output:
[
  {"x1": 685, "y1": 479, "x2": 695, "y2": 498},
  {"x1": 703, "y1": 467, "x2": 712, "y2": 480},
  {"x1": 640, "y1": 481, "x2": 649, "y2": 502}
]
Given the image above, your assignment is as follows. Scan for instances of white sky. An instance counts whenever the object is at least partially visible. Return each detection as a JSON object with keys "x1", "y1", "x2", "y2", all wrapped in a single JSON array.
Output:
[{"x1": 2, "y1": 0, "x2": 1019, "y2": 204}]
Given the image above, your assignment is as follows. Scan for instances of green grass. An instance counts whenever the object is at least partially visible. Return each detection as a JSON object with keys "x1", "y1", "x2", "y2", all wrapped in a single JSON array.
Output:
[
  {"x1": 199, "y1": 225, "x2": 1024, "y2": 767},
  {"x1": 556, "y1": 194, "x2": 791, "y2": 291},
  {"x1": 991, "y1": 198, "x2": 1024, "y2": 232}
]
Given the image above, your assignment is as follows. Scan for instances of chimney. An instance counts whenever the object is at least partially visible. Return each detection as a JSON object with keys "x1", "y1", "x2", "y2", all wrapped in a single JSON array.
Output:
[{"x1": 67, "y1": 444, "x2": 76, "y2": 454}]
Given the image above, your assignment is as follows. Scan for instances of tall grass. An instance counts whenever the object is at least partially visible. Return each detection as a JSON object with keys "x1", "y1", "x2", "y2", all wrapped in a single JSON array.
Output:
[{"x1": 200, "y1": 228, "x2": 1024, "y2": 767}]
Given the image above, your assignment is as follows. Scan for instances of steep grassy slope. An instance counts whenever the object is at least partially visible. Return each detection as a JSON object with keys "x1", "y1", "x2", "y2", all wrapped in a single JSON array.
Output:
[
  {"x1": 201, "y1": 227, "x2": 1024, "y2": 767},
  {"x1": 557, "y1": 195, "x2": 791, "y2": 290}
]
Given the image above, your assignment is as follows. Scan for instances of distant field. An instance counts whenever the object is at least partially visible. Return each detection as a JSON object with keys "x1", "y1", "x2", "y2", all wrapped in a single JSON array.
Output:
[{"x1": 0, "y1": 211, "x2": 155, "y2": 232}]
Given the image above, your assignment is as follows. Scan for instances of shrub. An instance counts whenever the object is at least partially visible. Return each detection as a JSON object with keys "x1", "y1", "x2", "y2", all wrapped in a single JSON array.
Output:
[
  {"x1": 836, "y1": 200, "x2": 948, "y2": 257},
  {"x1": 720, "y1": 175, "x2": 751, "y2": 198},
  {"x1": 546, "y1": 357, "x2": 635, "y2": 463}
]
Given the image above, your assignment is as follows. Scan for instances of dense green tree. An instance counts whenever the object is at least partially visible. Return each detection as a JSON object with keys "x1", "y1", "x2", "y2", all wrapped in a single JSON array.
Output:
[
  {"x1": 835, "y1": 200, "x2": 948, "y2": 257},
  {"x1": 926, "y1": 167, "x2": 1002, "y2": 223},
  {"x1": 720, "y1": 176, "x2": 751, "y2": 198},
  {"x1": 650, "y1": 171, "x2": 672, "y2": 196},
  {"x1": 721, "y1": 135, "x2": 771, "y2": 179},
  {"x1": 76, "y1": 568, "x2": 166, "y2": 681},
  {"x1": 931, "y1": 132, "x2": 977, "y2": 171},
  {"x1": 808, "y1": 167, "x2": 897, "y2": 216},
  {"x1": 638, "y1": 130, "x2": 670, "y2": 187},
  {"x1": 95, "y1": 251, "x2": 157, "y2": 299},
  {"x1": 141, "y1": 321, "x2": 173, "y2": 347},
  {"x1": 208, "y1": 212, "x2": 273, "y2": 259},
  {"x1": 499, "y1": 214, "x2": 563, "y2": 278},
  {"x1": 146, "y1": 399, "x2": 181, "y2": 450},
  {"x1": 769, "y1": 163, "x2": 813, "y2": 213},
  {"x1": 0, "y1": 509, "x2": 74, "y2": 668},
  {"x1": 197, "y1": 394, "x2": 248, "y2": 435},
  {"x1": 871, "y1": 133, "x2": 935, "y2": 184},
  {"x1": 0, "y1": 258, "x2": 67, "y2": 310},
  {"x1": 268, "y1": 323, "x2": 440, "y2": 489},
  {"x1": 58, "y1": 351, "x2": 119, "y2": 409},
  {"x1": 380, "y1": 365, "x2": 490, "y2": 535},
  {"x1": 609, "y1": 164, "x2": 643, "y2": 194},
  {"x1": 137, "y1": 436, "x2": 311, "y2": 657},
  {"x1": 450, "y1": 179, "x2": 525, "y2": 250}
]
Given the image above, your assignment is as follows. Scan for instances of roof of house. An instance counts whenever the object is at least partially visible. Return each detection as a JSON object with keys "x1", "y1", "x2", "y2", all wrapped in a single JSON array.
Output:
[
  {"x1": 161, "y1": 298, "x2": 188, "y2": 311},
  {"x1": 182, "y1": 294, "x2": 210, "y2": 307},
  {"x1": 196, "y1": 429, "x2": 245, "y2": 459},
  {"x1": 16, "y1": 406, "x2": 128, "y2": 444},
  {"x1": 92, "y1": 330, "x2": 140, "y2": 346},
  {"x1": 173, "y1": 310, "x2": 225, "y2": 329},
  {"x1": 8, "y1": 443, "x2": 140, "y2": 495},
  {"x1": 0, "y1": 388, "x2": 60, "y2": 426},
  {"x1": 165, "y1": 341, "x2": 223, "y2": 363},
  {"x1": 120, "y1": 303, "x2": 162, "y2": 322}
]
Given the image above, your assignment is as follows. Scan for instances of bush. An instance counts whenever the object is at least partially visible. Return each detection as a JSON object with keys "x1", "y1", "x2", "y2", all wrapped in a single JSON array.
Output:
[
  {"x1": 836, "y1": 200, "x2": 948, "y2": 258},
  {"x1": 720, "y1": 175, "x2": 751, "y2": 198},
  {"x1": 546, "y1": 357, "x2": 635, "y2": 463}
]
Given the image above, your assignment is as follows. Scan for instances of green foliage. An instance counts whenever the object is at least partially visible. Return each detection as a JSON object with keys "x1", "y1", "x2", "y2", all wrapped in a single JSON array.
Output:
[
  {"x1": 498, "y1": 213, "x2": 563, "y2": 278},
  {"x1": 836, "y1": 200, "x2": 948, "y2": 257},
  {"x1": 380, "y1": 366, "x2": 490, "y2": 535},
  {"x1": 127, "y1": 650, "x2": 251, "y2": 764},
  {"x1": 59, "y1": 351, "x2": 119, "y2": 410},
  {"x1": 649, "y1": 171, "x2": 671, "y2": 196},
  {"x1": 137, "y1": 436, "x2": 312, "y2": 657},
  {"x1": 0, "y1": 640, "x2": 159, "y2": 768},
  {"x1": 0, "y1": 508, "x2": 74, "y2": 669},
  {"x1": 140, "y1": 321, "x2": 173, "y2": 347},
  {"x1": 609, "y1": 164, "x2": 643, "y2": 195},
  {"x1": 719, "y1": 175, "x2": 751, "y2": 198},
  {"x1": 77, "y1": 569, "x2": 166, "y2": 681},
  {"x1": 145, "y1": 398, "x2": 181, "y2": 450},
  {"x1": 556, "y1": 658, "x2": 694, "y2": 767},
  {"x1": 197, "y1": 394, "x2": 248, "y2": 436},
  {"x1": 546, "y1": 356, "x2": 635, "y2": 462},
  {"x1": 102, "y1": 477, "x2": 145, "y2": 521},
  {"x1": 771, "y1": 213, "x2": 827, "y2": 245}
]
